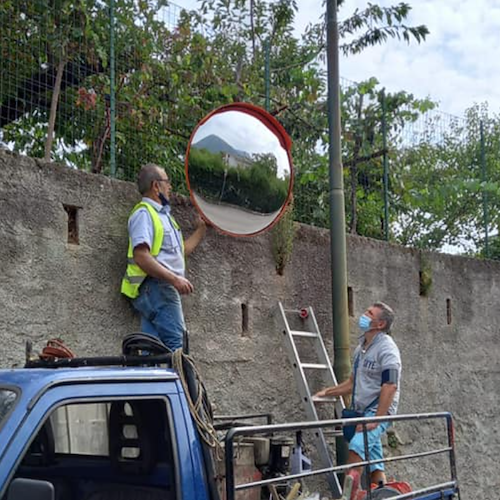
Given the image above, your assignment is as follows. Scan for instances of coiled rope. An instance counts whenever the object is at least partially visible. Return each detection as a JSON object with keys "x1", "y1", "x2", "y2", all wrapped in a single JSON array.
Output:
[
  {"x1": 172, "y1": 349, "x2": 223, "y2": 458},
  {"x1": 39, "y1": 339, "x2": 76, "y2": 360}
]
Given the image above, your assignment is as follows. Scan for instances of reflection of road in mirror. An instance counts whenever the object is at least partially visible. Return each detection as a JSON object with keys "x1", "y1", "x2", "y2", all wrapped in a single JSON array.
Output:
[{"x1": 192, "y1": 192, "x2": 281, "y2": 235}]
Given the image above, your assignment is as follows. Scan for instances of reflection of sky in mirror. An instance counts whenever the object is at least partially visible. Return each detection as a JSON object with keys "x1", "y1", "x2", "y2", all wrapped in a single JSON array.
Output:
[{"x1": 192, "y1": 110, "x2": 290, "y2": 179}]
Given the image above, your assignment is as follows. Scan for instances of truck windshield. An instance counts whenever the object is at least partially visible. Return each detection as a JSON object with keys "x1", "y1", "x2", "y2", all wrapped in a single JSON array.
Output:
[{"x1": 0, "y1": 389, "x2": 17, "y2": 425}]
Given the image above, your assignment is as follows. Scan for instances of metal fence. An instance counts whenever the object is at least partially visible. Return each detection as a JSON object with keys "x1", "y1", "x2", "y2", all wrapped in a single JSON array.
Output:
[
  {"x1": 0, "y1": 0, "x2": 189, "y2": 185},
  {"x1": 0, "y1": 1, "x2": 495, "y2": 255},
  {"x1": 293, "y1": 75, "x2": 492, "y2": 255}
]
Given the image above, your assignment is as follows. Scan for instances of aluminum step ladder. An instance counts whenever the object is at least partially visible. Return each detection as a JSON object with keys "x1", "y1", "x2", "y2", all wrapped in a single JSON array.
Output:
[{"x1": 278, "y1": 302, "x2": 346, "y2": 498}]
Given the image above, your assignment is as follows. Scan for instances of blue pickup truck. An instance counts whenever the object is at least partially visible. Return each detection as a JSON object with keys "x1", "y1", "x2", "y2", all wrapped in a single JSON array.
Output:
[
  {"x1": 0, "y1": 352, "x2": 460, "y2": 500},
  {"x1": 0, "y1": 362, "x2": 212, "y2": 500}
]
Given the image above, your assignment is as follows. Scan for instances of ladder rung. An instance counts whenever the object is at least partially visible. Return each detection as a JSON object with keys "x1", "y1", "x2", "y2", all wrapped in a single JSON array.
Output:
[
  {"x1": 290, "y1": 330, "x2": 318, "y2": 338},
  {"x1": 301, "y1": 363, "x2": 329, "y2": 370},
  {"x1": 322, "y1": 429, "x2": 344, "y2": 437},
  {"x1": 312, "y1": 395, "x2": 338, "y2": 403}
]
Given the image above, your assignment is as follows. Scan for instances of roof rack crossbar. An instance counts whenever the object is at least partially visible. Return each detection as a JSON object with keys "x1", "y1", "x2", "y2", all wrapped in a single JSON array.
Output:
[{"x1": 24, "y1": 354, "x2": 173, "y2": 369}]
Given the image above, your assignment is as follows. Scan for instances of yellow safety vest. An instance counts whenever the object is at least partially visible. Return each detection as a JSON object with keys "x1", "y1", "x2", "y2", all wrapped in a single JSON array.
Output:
[{"x1": 121, "y1": 201, "x2": 184, "y2": 299}]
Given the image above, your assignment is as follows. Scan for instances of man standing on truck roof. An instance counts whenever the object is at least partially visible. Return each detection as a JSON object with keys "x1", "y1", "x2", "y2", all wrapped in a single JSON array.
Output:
[
  {"x1": 315, "y1": 302, "x2": 401, "y2": 486},
  {"x1": 121, "y1": 163, "x2": 206, "y2": 351}
]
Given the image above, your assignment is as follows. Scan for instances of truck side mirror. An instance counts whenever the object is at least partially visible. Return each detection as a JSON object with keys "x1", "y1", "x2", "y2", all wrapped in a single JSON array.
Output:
[{"x1": 7, "y1": 478, "x2": 55, "y2": 500}]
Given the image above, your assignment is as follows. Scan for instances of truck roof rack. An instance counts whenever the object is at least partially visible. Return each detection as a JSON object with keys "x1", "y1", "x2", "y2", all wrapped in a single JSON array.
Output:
[
  {"x1": 24, "y1": 334, "x2": 174, "y2": 369},
  {"x1": 24, "y1": 354, "x2": 173, "y2": 370}
]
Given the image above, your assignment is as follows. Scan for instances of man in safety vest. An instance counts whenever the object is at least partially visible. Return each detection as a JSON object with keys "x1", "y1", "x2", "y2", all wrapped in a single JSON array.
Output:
[{"x1": 121, "y1": 163, "x2": 206, "y2": 351}]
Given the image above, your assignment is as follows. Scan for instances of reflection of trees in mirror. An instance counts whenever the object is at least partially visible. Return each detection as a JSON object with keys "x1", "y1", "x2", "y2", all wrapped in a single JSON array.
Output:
[{"x1": 189, "y1": 147, "x2": 289, "y2": 213}]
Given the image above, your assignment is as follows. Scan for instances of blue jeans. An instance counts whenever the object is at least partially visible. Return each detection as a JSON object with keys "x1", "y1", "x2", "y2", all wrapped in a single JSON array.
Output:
[
  {"x1": 349, "y1": 409, "x2": 390, "y2": 472},
  {"x1": 132, "y1": 278, "x2": 186, "y2": 351}
]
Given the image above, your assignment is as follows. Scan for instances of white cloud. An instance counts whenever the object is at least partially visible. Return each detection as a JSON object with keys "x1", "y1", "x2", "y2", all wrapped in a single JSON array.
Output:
[
  {"x1": 175, "y1": 0, "x2": 500, "y2": 116},
  {"x1": 336, "y1": 0, "x2": 500, "y2": 115}
]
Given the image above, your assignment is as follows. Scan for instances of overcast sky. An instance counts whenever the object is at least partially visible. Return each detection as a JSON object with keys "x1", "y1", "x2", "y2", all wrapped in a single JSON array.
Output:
[
  {"x1": 192, "y1": 110, "x2": 290, "y2": 177},
  {"x1": 175, "y1": 0, "x2": 500, "y2": 118}
]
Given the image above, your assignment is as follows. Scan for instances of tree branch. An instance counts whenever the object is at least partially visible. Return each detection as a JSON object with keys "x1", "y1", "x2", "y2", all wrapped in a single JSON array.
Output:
[
  {"x1": 344, "y1": 149, "x2": 388, "y2": 167},
  {"x1": 44, "y1": 56, "x2": 67, "y2": 161}
]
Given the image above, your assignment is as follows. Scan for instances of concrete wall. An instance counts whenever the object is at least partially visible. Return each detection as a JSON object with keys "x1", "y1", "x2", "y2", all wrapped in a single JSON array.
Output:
[{"x1": 1, "y1": 149, "x2": 498, "y2": 497}]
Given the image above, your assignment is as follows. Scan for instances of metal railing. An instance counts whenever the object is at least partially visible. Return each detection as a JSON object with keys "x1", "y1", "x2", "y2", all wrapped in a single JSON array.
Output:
[{"x1": 224, "y1": 412, "x2": 460, "y2": 500}]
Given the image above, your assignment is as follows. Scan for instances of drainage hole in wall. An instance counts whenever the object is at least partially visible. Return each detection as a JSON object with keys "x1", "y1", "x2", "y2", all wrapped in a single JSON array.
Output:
[
  {"x1": 348, "y1": 287, "x2": 354, "y2": 317},
  {"x1": 446, "y1": 298, "x2": 452, "y2": 325},
  {"x1": 241, "y1": 303, "x2": 249, "y2": 335},
  {"x1": 63, "y1": 204, "x2": 80, "y2": 245}
]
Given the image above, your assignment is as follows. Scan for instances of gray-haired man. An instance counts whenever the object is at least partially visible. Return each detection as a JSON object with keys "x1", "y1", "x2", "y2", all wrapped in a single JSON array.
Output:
[
  {"x1": 315, "y1": 302, "x2": 401, "y2": 486},
  {"x1": 121, "y1": 163, "x2": 206, "y2": 351}
]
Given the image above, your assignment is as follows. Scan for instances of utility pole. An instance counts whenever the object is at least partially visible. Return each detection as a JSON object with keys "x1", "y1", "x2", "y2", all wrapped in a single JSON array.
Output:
[
  {"x1": 382, "y1": 89, "x2": 389, "y2": 241},
  {"x1": 326, "y1": 0, "x2": 350, "y2": 470}
]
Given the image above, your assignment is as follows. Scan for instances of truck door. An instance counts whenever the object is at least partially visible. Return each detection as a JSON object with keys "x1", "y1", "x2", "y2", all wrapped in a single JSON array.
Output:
[{"x1": 0, "y1": 381, "x2": 208, "y2": 500}]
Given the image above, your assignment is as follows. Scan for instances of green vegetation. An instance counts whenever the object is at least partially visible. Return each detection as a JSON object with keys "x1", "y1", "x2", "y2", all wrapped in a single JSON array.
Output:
[
  {"x1": 272, "y1": 199, "x2": 295, "y2": 275},
  {"x1": 189, "y1": 147, "x2": 288, "y2": 213},
  {"x1": 8, "y1": 1, "x2": 499, "y2": 255}
]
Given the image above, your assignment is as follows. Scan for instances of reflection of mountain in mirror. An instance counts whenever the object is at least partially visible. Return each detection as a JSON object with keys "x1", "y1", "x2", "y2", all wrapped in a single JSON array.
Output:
[
  {"x1": 193, "y1": 135, "x2": 252, "y2": 163},
  {"x1": 191, "y1": 111, "x2": 290, "y2": 179},
  {"x1": 188, "y1": 111, "x2": 291, "y2": 219}
]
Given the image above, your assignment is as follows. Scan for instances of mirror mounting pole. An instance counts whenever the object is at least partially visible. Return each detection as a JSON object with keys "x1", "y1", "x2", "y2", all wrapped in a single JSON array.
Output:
[{"x1": 326, "y1": 0, "x2": 351, "y2": 471}]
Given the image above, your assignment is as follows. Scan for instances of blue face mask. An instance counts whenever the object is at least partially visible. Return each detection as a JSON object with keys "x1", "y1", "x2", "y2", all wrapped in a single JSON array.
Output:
[
  {"x1": 158, "y1": 192, "x2": 170, "y2": 207},
  {"x1": 358, "y1": 314, "x2": 372, "y2": 332}
]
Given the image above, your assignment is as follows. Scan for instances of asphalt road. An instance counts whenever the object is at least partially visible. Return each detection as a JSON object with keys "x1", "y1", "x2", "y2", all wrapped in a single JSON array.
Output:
[{"x1": 192, "y1": 192, "x2": 281, "y2": 235}]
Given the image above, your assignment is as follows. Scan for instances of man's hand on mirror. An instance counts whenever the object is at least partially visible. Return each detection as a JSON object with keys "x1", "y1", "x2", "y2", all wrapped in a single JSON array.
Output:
[{"x1": 195, "y1": 214, "x2": 208, "y2": 229}]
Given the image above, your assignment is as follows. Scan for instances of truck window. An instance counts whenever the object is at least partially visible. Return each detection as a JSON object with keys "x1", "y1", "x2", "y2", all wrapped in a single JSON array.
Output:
[
  {"x1": 7, "y1": 398, "x2": 178, "y2": 500},
  {"x1": 50, "y1": 402, "x2": 111, "y2": 456},
  {"x1": 0, "y1": 389, "x2": 17, "y2": 426}
]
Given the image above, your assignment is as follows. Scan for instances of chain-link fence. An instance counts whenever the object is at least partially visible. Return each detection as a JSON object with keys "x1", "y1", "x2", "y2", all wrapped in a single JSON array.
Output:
[
  {"x1": 0, "y1": 0, "x2": 100, "y2": 163},
  {"x1": 0, "y1": 0, "x2": 189, "y2": 185},
  {"x1": 294, "y1": 74, "x2": 493, "y2": 255},
  {"x1": 0, "y1": 1, "x2": 495, "y2": 255}
]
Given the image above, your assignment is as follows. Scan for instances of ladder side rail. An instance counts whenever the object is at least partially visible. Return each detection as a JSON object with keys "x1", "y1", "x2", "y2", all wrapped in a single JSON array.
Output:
[
  {"x1": 278, "y1": 301, "x2": 295, "y2": 337},
  {"x1": 306, "y1": 307, "x2": 346, "y2": 415},
  {"x1": 279, "y1": 304, "x2": 320, "y2": 421},
  {"x1": 277, "y1": 302, "x2": 342, "y2": 497}
]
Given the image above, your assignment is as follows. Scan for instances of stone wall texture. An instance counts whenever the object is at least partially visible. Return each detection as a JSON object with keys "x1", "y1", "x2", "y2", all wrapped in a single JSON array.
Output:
[{"x1": 1, "y1": 149, "x2": 498, "y2": 498}]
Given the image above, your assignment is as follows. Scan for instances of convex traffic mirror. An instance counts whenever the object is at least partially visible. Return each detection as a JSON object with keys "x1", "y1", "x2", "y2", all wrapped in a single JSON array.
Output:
[{"x1": 185, "y1": 103, "x2": 293, "y2": 237}]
